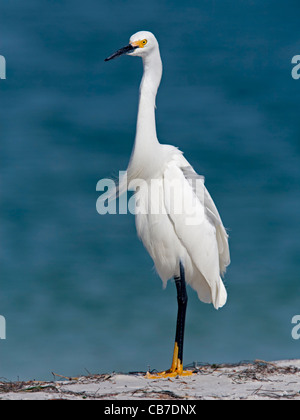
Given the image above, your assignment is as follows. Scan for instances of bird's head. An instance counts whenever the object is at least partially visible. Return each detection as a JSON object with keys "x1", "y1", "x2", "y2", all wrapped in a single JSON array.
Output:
[{"x1": 105, "y1": 31, "x2": 158, "y2": 62}]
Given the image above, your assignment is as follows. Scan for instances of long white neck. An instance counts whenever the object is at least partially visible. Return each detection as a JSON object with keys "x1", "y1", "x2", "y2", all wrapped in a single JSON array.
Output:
[{"x1": 128, "y1": 48, "x2": 163, "y2": 179}]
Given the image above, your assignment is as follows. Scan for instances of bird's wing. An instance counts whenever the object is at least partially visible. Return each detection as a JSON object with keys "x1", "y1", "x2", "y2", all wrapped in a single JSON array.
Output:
[
  {"x1": 179, "y1": 162, "x2": 230, "y2": 275},
  {"x1": 162, "y1": 158, "x2": 228, "y2": 308}
]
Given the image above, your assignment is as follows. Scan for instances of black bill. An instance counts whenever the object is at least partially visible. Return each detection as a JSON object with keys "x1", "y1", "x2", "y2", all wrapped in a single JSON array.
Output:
[{"x1": 104, "y1": 44, "x2": 137, "y2": 62}]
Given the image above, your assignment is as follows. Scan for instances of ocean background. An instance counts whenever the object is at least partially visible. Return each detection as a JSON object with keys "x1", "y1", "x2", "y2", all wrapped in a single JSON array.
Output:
[{"x1": 1, "y1": 0, "x2": 300, "y2": 381}]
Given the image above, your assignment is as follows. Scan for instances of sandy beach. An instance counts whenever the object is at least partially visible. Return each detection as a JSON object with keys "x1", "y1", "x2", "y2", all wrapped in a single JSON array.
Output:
[{"x1": 1, "y1": 359, "x2": 299, "y2": 400}]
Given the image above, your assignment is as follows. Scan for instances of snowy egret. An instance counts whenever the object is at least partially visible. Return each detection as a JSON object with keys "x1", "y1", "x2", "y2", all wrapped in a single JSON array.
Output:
[{"x1": 105, "y1": 31, "x2": 230, "y2": 377}]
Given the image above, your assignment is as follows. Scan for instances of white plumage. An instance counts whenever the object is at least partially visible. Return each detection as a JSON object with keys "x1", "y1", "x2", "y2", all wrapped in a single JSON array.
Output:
[
  {"x1": 114, "y1": 31, "x2": 230, "y2": 309},
  {"x1": 134, "y1": 149, "x2": 229, "y2": 309},
  {"x1": 105, "y1": 30, "x2": 230, "y2": 376}
]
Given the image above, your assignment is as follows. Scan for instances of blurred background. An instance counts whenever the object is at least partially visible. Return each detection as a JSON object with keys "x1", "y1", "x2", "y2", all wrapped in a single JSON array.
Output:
[{"x1": 1, "y1": 0, "x2": 300, "y2": 381}]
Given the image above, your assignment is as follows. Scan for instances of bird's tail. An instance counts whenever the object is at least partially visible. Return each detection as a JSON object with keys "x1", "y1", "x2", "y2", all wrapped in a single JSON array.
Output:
[{"x1": 213, "y1": 277, "x2": 227, "y2": 309}]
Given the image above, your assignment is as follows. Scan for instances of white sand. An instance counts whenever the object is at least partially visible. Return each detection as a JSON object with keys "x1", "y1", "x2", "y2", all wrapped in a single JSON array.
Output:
[{"x1": 1, "y1": 360, "x2": 300, "y2": 400}]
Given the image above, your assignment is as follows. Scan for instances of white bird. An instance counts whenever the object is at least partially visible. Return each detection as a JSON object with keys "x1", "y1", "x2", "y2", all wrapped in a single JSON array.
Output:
[{"x1": 105, "y1": 31, "x2": 230, "y2": 377}]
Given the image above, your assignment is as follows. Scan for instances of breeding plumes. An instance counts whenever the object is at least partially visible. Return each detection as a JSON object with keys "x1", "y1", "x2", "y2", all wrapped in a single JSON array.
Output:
[{"x1": 105, "y1": 31, "x2": 230, "y2": 377}]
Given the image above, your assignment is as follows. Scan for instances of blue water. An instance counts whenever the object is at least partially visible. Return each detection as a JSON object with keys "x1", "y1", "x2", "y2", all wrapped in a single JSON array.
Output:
[{"x1": 1, "y1": 0, "x2": 300, "y2": 381}]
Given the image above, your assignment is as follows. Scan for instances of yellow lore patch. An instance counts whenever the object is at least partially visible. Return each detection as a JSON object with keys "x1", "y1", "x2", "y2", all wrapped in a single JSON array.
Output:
[{"x1": 131, "y1": 39, "x2": 148, "y2": 48}]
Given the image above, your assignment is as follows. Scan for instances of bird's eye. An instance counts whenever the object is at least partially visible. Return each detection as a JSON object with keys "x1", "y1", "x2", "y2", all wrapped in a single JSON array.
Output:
[{"x1": 141, "y1": 39, "x2": 147, "y2": 46}]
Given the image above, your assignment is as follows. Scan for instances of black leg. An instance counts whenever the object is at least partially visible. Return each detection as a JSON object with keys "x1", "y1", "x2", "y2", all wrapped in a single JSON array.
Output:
[
  {"x1": 172, "y1": 261, "x2": 188, "y2": 371},
  {"x1": 146, "y1": 261, "x2": 193, "y2": 378}
]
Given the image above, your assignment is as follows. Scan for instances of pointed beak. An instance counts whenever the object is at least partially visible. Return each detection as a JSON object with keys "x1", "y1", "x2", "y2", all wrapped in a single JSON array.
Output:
[{"x1": 104, "y1": 43, "x2": 138, "y2": 62}]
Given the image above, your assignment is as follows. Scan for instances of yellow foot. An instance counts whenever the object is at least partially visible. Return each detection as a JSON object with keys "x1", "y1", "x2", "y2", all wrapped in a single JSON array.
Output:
[
  {"x1": 145, "y1": 369, "x2": 194, "y2": 379},
  {"x1": 146, "y1": 342, "x2": 194, "y2": 379}
]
